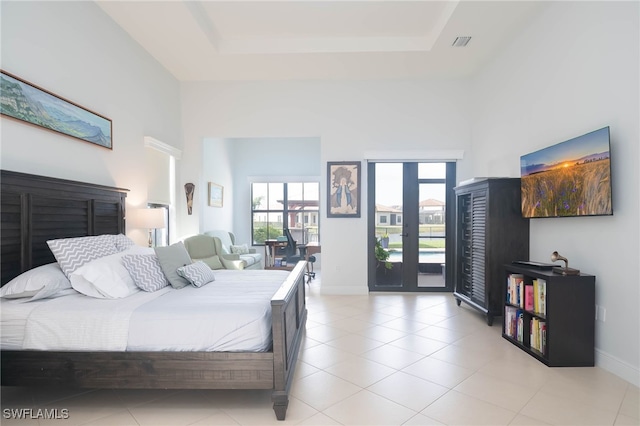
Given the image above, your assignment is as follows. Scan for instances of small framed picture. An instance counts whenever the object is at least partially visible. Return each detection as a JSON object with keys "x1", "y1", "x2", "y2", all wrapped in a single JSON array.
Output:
[
  {"x1": 327, "y1": 161, "x2": 361, "y2": 218},
  {"x1": 208, "y1": 182, "x2": 223, "y2": 207}
]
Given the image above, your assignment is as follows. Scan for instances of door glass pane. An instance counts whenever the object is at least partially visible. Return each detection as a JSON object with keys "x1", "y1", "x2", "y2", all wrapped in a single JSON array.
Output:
[
  {"x1": 374, "y1": 163, "x2": 403, "y2": 287},
  {"x1": 417, "y1": 182, "x2": 446, "y2": 288}
]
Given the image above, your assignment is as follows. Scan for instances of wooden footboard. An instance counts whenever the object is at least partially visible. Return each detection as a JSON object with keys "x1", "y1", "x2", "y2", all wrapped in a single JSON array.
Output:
[
  {"x1": 0, "y1": 262, "x2": 307, "y2": 421},
  {"x1": 270, "y1": 261, "x2": 308, "y2": 419}
]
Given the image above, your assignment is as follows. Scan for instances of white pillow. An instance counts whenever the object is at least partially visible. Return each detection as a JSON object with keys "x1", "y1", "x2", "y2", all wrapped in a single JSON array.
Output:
[
  {"x1": 47, "y1": 235, "x2": 119, "y2": 278},
  {"x1": 0, "y1": 263, "x2": 74, "y2": 302},
  {"x1": 69, "y1": 246, "x2": 152, "y2": 299}
]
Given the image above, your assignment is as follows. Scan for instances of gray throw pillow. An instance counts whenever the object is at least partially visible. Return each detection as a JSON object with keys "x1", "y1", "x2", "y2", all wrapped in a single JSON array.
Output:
[
  {"x1": 176, "y1": 261, "x2": 216, "y2": 288},
  {"x1": 122, "y1": 254, "x2": 169, "y2": 292},
  {"x1": 154, "y1": 242, "x2": 192, "y2": 289}
]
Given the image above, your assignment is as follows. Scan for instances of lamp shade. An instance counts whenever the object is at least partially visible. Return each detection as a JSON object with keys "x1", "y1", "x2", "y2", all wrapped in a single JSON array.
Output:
[{"x1": 137, "y1": 208, "x2": 166, "y2": 229}]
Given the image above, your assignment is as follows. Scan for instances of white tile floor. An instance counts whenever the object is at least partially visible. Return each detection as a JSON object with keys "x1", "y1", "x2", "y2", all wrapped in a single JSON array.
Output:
[{"x1": 2, "y1": 274, "x2": 639, "y2": 425}]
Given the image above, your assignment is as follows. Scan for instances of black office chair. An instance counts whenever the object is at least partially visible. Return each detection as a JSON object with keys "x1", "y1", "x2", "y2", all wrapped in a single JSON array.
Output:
[
  {"x1": 282, "y1": 228, "x2": 302, "y2": 262},
  {"x1": 284, "y1": 228, "x2": 316, "y2": 283}
]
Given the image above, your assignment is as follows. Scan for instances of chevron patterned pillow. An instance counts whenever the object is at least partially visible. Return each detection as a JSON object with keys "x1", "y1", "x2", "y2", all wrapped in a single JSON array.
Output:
[
  {"x1": 112, "y1": 234, "x2": 136, "y2": 252},
  {"x1": 47, "y1": 235, "x2": 119, "y2": 278},
  {"x1": 176, "y1": 261, "x2": 216, "y2": 288},
  {"x1": 122, "y1": 254, "x2": 169, "y2": 292}
]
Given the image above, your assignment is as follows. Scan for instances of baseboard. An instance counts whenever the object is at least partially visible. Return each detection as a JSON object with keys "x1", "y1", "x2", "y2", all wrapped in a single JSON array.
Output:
[
  {"x1": 595, "y1": 348, "x2": 640, "y2": 387},
  {"x1": 319, "y1": 285, "x2": 368, "y2": 295}
]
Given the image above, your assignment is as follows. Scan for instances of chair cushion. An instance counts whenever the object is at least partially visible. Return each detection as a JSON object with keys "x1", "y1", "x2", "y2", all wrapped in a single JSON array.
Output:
[
  {"x1": 239, "y1": 253, "x2": 262, "y2": 266},
  {"x1": 199, "y1": 255, "x2": 224, "y2": 270}
]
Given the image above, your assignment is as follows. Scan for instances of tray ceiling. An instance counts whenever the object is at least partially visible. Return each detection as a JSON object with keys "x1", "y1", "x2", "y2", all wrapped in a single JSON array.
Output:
[{"x1": 96, "y1": 1, "x2": 545, "y2": 81}]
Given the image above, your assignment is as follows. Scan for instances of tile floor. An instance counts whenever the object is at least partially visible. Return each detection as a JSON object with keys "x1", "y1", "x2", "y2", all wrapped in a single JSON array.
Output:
[{"x1": 1, "y1": 273, "x2": 639, "y2": 425}]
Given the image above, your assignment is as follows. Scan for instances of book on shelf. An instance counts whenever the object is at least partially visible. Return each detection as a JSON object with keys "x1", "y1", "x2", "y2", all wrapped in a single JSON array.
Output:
[
  {"x1": 529, "y1": 317, "x2": 547, "y2": 354},
  {"x1": 504, "y1": 306, "x2": 524, "y2": 343},
  {"x1": 524, "y1": 285, "x2": 534, "y2": 311},
  {"x1": 532, "y1": 278, "x2": 547, "y2": 315},
  {"x1": 538, "y1": 279, "x2": 546, "y2": 316},
  {"x1": 506, "y1": 274, "x2": 524, "y2": 307},
  {"x1": 517, "y1": 311, "x2": 524, "y2": 343}
]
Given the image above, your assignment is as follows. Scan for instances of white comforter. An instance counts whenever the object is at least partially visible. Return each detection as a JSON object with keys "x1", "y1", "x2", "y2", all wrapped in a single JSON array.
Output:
[{"x1": 1, "y1": 269, "x2": 290, "y2": 352}]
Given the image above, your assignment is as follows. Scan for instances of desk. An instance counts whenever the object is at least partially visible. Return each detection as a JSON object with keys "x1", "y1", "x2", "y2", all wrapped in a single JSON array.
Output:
[
  {"x1": 299, "y1": 242, "x2": 320, "y2": 281},
  {"x1": 264, "y1": 239, "x2": 292, "y2": 270}
]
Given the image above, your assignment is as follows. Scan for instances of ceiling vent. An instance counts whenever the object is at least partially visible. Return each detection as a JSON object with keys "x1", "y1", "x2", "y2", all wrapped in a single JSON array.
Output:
[{"x1": 452, "y1": 36, "x2": 472, "y2": 47}]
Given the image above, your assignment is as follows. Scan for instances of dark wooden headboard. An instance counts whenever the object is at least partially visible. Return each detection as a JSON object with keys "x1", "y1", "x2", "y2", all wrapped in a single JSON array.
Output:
[{"x1": 1, "y1": 170, "x2": 128, "y2": 285}]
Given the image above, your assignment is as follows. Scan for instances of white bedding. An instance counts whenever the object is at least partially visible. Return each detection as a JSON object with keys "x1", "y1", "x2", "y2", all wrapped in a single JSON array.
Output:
[{"x1": 0, "y1": 269, "x2": 290, "y2": 352}]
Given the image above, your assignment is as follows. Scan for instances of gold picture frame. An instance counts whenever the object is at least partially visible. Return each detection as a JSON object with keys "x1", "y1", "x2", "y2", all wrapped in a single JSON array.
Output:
[{"x1": 208, "y1": 182, "x2": 223, "y2": 207}]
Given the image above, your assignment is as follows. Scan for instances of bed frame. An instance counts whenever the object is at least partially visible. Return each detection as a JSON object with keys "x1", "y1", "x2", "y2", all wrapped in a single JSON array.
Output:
[{"x1": 0, "y1": 170, "x2": 307, "y2": 420}]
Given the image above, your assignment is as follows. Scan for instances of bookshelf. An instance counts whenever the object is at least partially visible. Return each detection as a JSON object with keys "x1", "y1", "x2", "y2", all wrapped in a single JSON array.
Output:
[
  {"x1": 502, "y1": 264, "x2": 595, "y2": 367},
  {"x1": 264, "y1": 240, "x2": 294, "y2": 271}
]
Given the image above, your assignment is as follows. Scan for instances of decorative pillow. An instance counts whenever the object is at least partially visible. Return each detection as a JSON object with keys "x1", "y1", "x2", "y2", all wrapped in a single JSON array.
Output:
[
  {"x1": 112, "y1": 234, "x2": 136, "y2": 252},
  {"x1": 154, "y1": 242, "x2": 192, "y2": 289},
  {"x1": 47, "y1": 235, "x2": 119, "y2": 278},
  {"x1": 230, "y1": 244, "x2": 250, "y2": 255},
  {"x1": 0, "y1": 263, "x2": 74, "y2": 302},
  {"x1": 122, "y1": 254, "x2": 169, "y2": 292},
  {"x1": 198, "y1": 255, "x2": 224, "y2": 270},
  {"x1": 68, "y1": 247, "x2": 151, "y2": 298},
  {"x1": 176, "y1": 261, "x2": 216, "y2": 288}
]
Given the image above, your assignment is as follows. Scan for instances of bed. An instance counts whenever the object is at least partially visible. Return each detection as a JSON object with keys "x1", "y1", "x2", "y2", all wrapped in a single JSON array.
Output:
[{"x1": 0, "y1": 170, "x2": 307, "y2": 421}]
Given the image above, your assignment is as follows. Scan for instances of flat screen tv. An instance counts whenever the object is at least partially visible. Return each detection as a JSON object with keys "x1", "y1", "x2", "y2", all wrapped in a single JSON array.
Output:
[{"x1": 520, "y1": 126, "x2": 612, "y2": 218}]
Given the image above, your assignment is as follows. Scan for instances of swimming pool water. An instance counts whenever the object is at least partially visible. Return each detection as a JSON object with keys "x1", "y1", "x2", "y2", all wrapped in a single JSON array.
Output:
[{"x1": 387, "y1": 250, "x2": 445, "y2": 264}]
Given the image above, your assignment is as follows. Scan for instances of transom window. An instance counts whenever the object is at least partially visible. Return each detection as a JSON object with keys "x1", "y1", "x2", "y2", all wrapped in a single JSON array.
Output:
[{"x1": 251, "y1": 182, "x2": 320, "y2": 245}]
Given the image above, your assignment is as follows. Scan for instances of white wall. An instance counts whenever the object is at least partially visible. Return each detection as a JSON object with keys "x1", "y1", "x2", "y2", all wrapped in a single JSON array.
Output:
[
  {"x1": 191, "y1": 137, "x2": 321, "y2": 243},
  {"x1": 471, "y1": 1, "x2": 639, "y2": 385},
  {"x1": 229, "y1": 137, "x2": 321, "y2": 246},
  {"x1": 180, "y1": 79, "x2": 472, "y2": 293},
  {"x1": 1, "y1": 1, "x2": 182, "y2": 246}
]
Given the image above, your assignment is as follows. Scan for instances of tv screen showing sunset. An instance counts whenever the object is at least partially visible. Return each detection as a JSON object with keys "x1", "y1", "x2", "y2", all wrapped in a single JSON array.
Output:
[{"x1": 520, "y1": 127, "x2": 612, "y2": 218}]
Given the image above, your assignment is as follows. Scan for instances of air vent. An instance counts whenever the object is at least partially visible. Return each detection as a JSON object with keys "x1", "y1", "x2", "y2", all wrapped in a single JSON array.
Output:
[{"x1": 452, "y1": 36, "x2": 472, "y2": 47}]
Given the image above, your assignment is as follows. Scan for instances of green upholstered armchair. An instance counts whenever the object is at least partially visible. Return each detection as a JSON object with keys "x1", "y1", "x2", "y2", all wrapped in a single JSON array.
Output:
[{"x1": 183, "y1": 234, "x2": 245, "y2": 270}]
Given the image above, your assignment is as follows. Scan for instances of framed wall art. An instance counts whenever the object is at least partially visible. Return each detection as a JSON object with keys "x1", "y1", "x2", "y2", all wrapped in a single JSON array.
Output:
[
  {"x1": 0, "y1": 70, "x2": 112, "y2": 149},
  {"x1": 327, "y1": 161, "x2": 361, "y2": 218},
  {"x1": 208, "y1": 182, "x2": 224, "y2": 207}
]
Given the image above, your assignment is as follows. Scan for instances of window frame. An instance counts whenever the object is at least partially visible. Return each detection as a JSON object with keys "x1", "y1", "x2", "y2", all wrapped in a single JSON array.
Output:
[{"x1": 251, "y1": 181, "x2": 320, "y2": 245}]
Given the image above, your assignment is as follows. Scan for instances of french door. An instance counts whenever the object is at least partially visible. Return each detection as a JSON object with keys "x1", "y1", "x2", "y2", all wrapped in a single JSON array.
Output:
[{"x1": 368, "y1": 161, "x2": 455, "y2": 292}]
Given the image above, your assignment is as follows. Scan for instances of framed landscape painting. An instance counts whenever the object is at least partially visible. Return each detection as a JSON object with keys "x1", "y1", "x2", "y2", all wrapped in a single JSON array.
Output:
[
  {"x1": 0, "y1": 70, "x2": 112, "y2": 149},
  {"x1": 327, "y1": 161, "x2": 361, "y2": 218},
  {"x1": 208, "y1": 182, "x2": 224, "y2": 207}
]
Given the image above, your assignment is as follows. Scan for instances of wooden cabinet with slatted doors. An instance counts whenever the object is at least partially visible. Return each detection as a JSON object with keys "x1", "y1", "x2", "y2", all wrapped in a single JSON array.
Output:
[{"x1": 453, "y1": 178, "x2": 529, "y2": 325}]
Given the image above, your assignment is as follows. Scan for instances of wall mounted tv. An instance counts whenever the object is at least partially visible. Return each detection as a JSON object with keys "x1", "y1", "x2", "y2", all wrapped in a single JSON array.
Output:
[{"x1": 520, "y1": 126, "x2": 612, "y2": 218}]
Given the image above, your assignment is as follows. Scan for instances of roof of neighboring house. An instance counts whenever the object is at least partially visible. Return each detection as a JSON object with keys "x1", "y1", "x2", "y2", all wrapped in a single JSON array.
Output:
[
  {"x1": 375, "y1": 204, "x2": 403, "y2": 213},
  {"x1": 419, "y1": 198, "x2": 445, "y2": 207}
]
